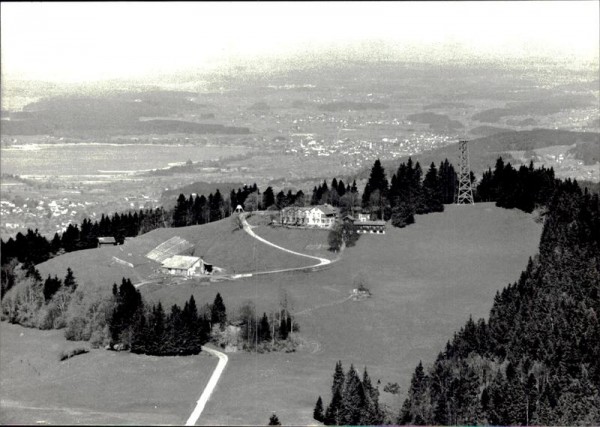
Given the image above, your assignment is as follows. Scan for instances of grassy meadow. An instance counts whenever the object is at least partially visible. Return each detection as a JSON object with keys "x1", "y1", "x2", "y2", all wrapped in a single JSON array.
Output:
[
  {"x1": 36, "y1": 216, "x2": 316, "y2": 293},
  {"x1": 11, "y1": 202, "x2": 543, "y2": 425},
  {"x1": 142, "y1": 203, "x2": 543, "y2": 425},
  {"x1": 0, "y1": 322, "x2": 216, "y2": 425}
]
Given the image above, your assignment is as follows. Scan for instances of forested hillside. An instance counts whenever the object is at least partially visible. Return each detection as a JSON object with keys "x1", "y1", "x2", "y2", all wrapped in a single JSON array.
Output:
[{"x1": 400, "y1": 173, "x2": 600, "y2": 425}]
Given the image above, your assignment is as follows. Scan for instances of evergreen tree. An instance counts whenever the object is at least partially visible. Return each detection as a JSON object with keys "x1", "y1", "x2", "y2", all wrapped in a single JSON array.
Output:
[
  {"x1": 263, "y1": 186, "x2": 275, "y2": 209},
  {"x1": 268, "y1": 413, "x2": 281, "y2": 425},
  {"x1": 438, "y1": 159, "x2": 457, "y2": 204},
  {"x1": 361, "y1": 367, "x2": 383, "y2": 425},
  {"x1": 278, "y1": 311, "x2": 289, "y2": 340},
  {"x1": 422, "y1": 162, "x2": 444, "y2": 213},
  {"x1": 325, "y1": 389, "x2": 343, "y2": 425},
  {"x1": 172, "y1": 194, "x2": 189, "y2": 227},
  {"x1": 340, "y1": 364, "x2": 365, "y2": 425},
  {"x1": 63, "y1": 267, "x2": 77, "y2": 291},
  {"x1": 43, "y1": 275, "x2": 62, "y2": 302},
  {"x1": 276, "y1": 191, "x2": 287, "y2": 210},
  {"x1": 313, "y1": 396, "x2": 325, "y2": 422},
  {"x1": 362, "y1": 159, "x2": 389, "y2": 218},
  {"x1": 332, "y1": 360, "x2": 345, "y2": 396},
  {"x1": 211, "y1": 293, "x2": 227, "y2": 327},
  {"x1": 259, "y1": 312, "x2": 272, "y2": 343}
]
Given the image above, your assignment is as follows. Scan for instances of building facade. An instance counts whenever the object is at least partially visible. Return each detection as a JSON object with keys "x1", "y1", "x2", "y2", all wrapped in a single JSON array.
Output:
[
  {"x1": 343, "y1": 214, "x2": 386, "y2": 234},
  {"x1": 280, "y1": 204, "x2": 338, "y2": 229},
  {"x1": 161, "y1": 255, "x2": 210, "y2": 276}
]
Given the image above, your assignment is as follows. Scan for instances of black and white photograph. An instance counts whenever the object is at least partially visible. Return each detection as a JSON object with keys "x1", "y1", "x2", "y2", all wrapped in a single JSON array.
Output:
[{"x1": 1, "y1": 1, "x2": 599, "y2": 425}]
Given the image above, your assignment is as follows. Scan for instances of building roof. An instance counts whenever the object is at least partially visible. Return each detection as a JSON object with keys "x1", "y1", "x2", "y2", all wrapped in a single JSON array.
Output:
[
  {"x1": 282, "y1": 206, "x2": 312, "y2": 213},
  {"x1": 161, "y1": 255, "x2": 201, "y2": 270},
  {"x1": 313, "y1": 204, "x2": 337, "y2": 215},
  {"x1": 98, "y1": 237, "x2": 116, "y2": 244},
  {"x1": 355, "y1": 220, "x2": 386, "y2": 226}
]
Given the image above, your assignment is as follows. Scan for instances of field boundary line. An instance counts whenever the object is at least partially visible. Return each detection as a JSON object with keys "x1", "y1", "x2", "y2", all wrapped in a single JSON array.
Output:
[{"x1": 185, "y1": 346, "x2": 228, "y2": 426}]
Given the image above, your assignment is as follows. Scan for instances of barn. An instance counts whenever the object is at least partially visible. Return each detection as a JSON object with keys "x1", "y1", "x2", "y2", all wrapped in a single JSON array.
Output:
[
  {"x1": 161, "y1": 255, "x2": 208, "y2": 276},
  {"x1": 98, "y1": 236, "x2": 117, "y2": 247}
]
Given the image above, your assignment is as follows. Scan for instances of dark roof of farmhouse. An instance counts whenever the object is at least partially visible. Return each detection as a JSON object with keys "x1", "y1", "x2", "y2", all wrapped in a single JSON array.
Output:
[{"x1": 355, "y1": 220, "x2": 386, "y2": 226}]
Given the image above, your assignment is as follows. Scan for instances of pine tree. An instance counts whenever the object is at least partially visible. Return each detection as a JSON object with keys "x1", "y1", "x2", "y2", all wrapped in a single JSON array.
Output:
[
  {"x1": 313, "y1": 396, "x2": 325, "y2": 422},
  {"x1": 259, "y1": 312, "x2": 271, "y2": 343},
  {"x1": 340, "y1": 364, "x2": 365, "y2": 425},
  {"x1": 332, "y1": 361, "x2": 345, "y2": 396},
  {"x1": 362, "y1": 159, "x2": 389, "y2": 219},
  {"x1": 279, "y1": 315, "x2": 288, "y2": 340},
  {"x1": 43, "y1": 275, "x2": 62, "y2": 302},
  {"x1": 172, "y1": 194, "x2": 188, "y2": 227},
  {"x1": 360, "y1": 367, "x2": 383, "y2": 425},
  {"x1": 324, "y1": 388, "x2": 343, "y2": 425},
  {"x1": 211, "y1": 293, "x2": 227, "y2": 327},
  {"x1": 268, "y1": 413, "x2": 281, "y2": 425},
  {"x1": 263, "y1": 186, "x2": 275, "y2": 209},
  {"x1": 423, "y1": 162, "x2": 444, "y2": 213},
  {"x1": 63, "y1": 267, "x2": 77, "y2": 291}
]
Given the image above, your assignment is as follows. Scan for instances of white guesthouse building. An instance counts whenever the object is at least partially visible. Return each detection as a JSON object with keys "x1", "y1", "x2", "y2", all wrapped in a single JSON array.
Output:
[{"x1": 280, "y1": 204, "x2": 338, "y2": 229}]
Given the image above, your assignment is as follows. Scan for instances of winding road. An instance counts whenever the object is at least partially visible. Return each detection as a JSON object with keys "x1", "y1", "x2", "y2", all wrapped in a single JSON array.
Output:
[
  {"x1": 185, "y1": 346, "x2": 228, "y2": 426},
  {"x1": 235, "y1": 213, "x2": 334, "y2": 276},
  {"x1": 185, "y1": 213, "x2": 338, "y2": 424}
]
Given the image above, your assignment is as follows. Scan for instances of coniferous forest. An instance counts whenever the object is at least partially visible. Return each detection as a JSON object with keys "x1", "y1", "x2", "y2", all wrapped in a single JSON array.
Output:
[
  {"x1": 313, "y1": 158, "x2": 599, "y2": 426},
  {"x1": 399, "y1": 168, "x2": 599, "y2": 425}
]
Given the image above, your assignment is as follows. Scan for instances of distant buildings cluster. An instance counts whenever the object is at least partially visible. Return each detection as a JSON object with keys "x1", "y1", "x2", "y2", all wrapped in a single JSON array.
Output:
[{"x1": 279, "y1": 204, "x2": 386, "y2": 234}]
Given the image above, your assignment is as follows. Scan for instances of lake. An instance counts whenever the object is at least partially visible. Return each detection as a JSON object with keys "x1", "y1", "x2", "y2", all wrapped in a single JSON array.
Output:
[{"x1": 0, "y1": 143, "x2": 249, "y2": 176}]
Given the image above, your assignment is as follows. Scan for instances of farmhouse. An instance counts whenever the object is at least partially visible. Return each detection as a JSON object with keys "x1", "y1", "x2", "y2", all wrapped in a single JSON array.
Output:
[
  {"x1": 281, "y1": 204, "x2": 338, "y2": 229},
  {"x1": 343, "y1": 214, "x2": 386, "y2": 234},
  {"x1": 161, "y1": 255, "x2": 211, "y2": 276},
  {"x1": 98, "y1": 236, "x2": 117, "y2": 247}
]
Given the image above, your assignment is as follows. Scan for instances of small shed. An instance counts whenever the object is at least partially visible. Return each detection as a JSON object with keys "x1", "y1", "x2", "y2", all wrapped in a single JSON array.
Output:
[
  {"x1": 161, "y1": 255, "x2": 205, "y2": 276},
  {"x1": 234, "y1": 205, "x2": 244, "y2": 213},
  {"x1": 98, "y1": 237, "x2": 117, "y2": 247}
]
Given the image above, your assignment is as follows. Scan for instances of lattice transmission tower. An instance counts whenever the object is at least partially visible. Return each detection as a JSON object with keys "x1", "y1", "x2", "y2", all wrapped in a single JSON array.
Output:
[{"x1": 456, "y1": 140, "x2": 474, "y2": 205}]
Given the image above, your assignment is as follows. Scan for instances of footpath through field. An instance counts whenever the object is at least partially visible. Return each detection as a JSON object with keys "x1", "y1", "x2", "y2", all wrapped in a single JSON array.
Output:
[
  {"x1": 185, "y1": 346, "x2": 228, "y2": 426},
  {"x1": 235, "y1": 213, "x2": 334, "y2": 278}
]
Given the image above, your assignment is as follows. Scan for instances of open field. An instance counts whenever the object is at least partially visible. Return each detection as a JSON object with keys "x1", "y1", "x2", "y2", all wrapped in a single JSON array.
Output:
[
  {"x1": 139, "y1": 203, "x2": 542, "y2": 425},
  {"x1": 5, "y1": 203, "x2": 542, "y2": 425},
  {"x1": 0, "y1": 322, "x2": 216, "y2": 425}
]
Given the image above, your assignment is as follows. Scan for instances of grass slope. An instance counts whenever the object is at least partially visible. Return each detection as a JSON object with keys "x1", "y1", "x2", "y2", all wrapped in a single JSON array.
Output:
[
  {"x1": 36, "y1": 217, "x2": 315, "y2": 293},
  {"x1": 0, "y1": 322, "x2": 216, "y2": 425},
  {"x1": 139, "y1": 203, "x2": 541, "y2": 425}
]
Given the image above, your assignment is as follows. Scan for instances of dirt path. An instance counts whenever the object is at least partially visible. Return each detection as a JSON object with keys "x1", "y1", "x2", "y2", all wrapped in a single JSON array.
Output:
[
  {"x1": 295, "y1": 294, "x2": 354, "y2": 316},
  {"x1": 238, "y1": 214, "x2": 334, "y2": 276},
  {"x1": 185, "y1": 346, "x2": 228, "y2": 426}
]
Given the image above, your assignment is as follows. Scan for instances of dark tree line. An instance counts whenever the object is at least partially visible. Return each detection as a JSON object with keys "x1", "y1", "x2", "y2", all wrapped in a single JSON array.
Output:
[
  {"x1": 108, "y1": 279, "x2": 218, "y2": 356},
  {"x1": 314, "y1": 360, "x2": 384, "y2": 425},
  {"x1": 310, "y1": 178, "x2": 359, "y2": 207},
  {"x1": 362, "y1": 158, "x2": 457, "y2": 227},
  {"x1": 1, "y1": 208, "x2": 167, "y2": 298},
  {"x1": 272, "y1": 188, "x2": 306, "y2": 210},
  {"x1": 476, "y1": 157, "x2": 556, "y2": 212},
  {"x1": 172, "y1": 189, "x2": 227, "y2": 227},
  {"x1": 400, "y1": 177, "x2": 600, "y2": 425},
  {"x1": 130, "y1": 296, "x2": 210, "y2": 356}
]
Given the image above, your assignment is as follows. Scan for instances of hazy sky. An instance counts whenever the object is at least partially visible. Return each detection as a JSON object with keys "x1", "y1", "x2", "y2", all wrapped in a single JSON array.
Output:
[{"x1": 1, "y1": 1, "x2": 598, "y2": 82}]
